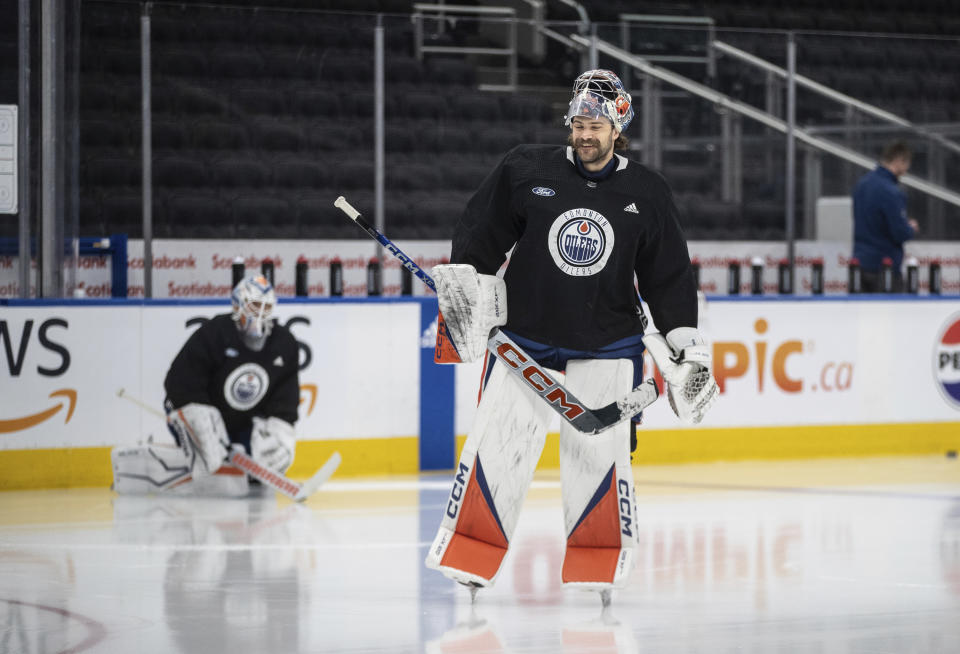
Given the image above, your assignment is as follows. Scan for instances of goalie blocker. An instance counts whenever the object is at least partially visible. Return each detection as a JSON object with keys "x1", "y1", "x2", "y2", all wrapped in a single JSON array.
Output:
[{"x1": 433, "y1": 264, "x2": 507, "y2": 364}]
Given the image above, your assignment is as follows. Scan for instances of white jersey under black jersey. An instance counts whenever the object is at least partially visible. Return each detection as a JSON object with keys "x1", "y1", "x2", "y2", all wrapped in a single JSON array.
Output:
[
  {"x1": 164, "y1": 314, "x2": 300, "y2": 436},
  {"x1": 451, "y1": 144, "x2": 698, "y2": 350}
]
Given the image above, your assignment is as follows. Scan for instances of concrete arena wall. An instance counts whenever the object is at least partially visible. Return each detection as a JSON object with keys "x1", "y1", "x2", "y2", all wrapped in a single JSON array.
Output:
[{"x1": 1, "y1": 296, "x2": 959, "y2": 490}]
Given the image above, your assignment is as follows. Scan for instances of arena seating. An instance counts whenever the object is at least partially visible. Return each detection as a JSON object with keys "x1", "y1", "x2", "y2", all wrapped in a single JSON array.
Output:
[{"x1": 50, "y1": 1, "x2": 960, "y2": 239}]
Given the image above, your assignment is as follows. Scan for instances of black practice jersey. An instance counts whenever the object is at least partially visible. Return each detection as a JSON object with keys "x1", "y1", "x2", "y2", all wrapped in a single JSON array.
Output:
[
  {"x1": 164, "y1": 314, "x2": 300, "y2": 435},
  {"x1": 451, "y1": 145, "x2": 697, "y2": 350}
]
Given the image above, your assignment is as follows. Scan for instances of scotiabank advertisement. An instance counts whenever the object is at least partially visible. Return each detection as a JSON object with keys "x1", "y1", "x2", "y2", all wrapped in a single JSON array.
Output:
[
  {"x1": 1, "y1": 298, "x2": 958, "y2": 453},
  {"x1": 1, "y1": 239, "x2": 958, "y2": 299}
]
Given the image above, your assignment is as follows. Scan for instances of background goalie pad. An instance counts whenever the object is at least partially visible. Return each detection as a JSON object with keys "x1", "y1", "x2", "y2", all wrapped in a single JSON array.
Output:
[
  {"x1": 425, "y1": 360, "x2": 555, "y2": 587},
  {"x1": 112, "y1": 443, "x2": 248, "y2": 497},
  {"x1": 559, "y1": 358, "x2": 639, "y2": 590},
  {"x1": 432, "y1": 264, "x2": 507, "y2": 363}
]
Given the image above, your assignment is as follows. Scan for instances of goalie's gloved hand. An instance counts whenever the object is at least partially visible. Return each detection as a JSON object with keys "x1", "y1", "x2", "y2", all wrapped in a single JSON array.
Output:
[
  {"x1": 432, "y1": 263, "x2": 507, "y2": 363},
  {"x1": 251, "y1": 416, "x2": 296, "y2": 474},
  {"x1": 645, "y1": 327, "x2": 718, "y2": 425}
]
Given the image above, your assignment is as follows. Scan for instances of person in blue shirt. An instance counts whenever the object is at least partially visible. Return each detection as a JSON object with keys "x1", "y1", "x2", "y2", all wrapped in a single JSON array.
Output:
[{"x1": 852, "y1": 140, "x2": 919, "y2": 292}]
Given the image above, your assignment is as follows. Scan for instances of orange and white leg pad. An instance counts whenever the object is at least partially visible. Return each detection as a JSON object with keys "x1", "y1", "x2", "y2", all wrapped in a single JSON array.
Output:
[
  {"x1": 560, "y1": 359, "x2": 639, "y2": 590},
  {"x1": 425, "y1": 361, "x2": 555, "y2": 587},
  {"x1": 111, "y1": 443, "x2": 249, "y2": 497}
]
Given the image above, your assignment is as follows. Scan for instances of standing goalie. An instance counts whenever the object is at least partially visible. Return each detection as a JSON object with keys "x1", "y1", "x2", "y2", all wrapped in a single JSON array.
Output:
[
  {"x1": 424, "y1": 70, "x2": 718, "y2": 602},
  {"x1": 112, "y1": 274, "x2": 301, "y2": 496}
]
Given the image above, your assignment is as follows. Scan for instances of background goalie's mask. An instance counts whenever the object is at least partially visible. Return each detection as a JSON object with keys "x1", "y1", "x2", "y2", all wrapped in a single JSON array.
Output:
[
  {"x1": 231, "y1": 275, "x2": 276, "y2": 343},
  {"x1": 563, "y1": 69, "x2": 634, "y2": 133}
]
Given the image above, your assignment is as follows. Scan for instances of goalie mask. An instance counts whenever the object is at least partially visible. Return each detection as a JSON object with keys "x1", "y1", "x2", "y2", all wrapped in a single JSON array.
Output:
[
  {"x1": 231, "y1": 275, "x2": 276, "y2": 339},
  {"x1": 564, "y1": 69, "x2": 634, "y2": 133}
]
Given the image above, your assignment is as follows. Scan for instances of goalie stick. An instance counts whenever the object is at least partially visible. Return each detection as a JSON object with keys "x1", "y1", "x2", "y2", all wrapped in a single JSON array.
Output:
[
  {"x1": 116, "y1": 388, "x2": 340, "y2": 501},
  {"x1": 333, "y1": 195, "x2": 660, "y2": 435}
]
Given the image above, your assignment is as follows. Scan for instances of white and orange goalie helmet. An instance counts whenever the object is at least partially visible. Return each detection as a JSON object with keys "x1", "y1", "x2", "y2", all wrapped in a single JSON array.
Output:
[
  {"x1": 231, "y1": 275, "x2": 276, "y2": 339},
  {"x1": 564, "y1": 69, "x2": 634, "y2": 133}
]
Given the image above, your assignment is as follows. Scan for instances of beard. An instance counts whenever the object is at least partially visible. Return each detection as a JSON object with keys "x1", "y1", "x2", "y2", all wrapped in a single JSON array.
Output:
[{"x1": 574, "y1": 138, "x2": 612, "y2": 164}]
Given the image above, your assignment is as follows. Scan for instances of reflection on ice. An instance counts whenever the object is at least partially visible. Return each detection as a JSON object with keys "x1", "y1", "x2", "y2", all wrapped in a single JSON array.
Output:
[{"x1": 0, "y1": 458, "x2": 958, "y2": 653}]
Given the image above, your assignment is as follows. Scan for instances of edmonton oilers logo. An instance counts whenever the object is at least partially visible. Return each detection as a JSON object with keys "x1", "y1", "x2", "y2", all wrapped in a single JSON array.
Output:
[
  {"x1": 935, "y1": 313, "x2": 960, "y2": 409},
  {"x1": 547, "y1": 209, "x2": 615, "y2": 276},
  {"x1": 224, "y1": 362, "x2": 270, "y2": 411}
]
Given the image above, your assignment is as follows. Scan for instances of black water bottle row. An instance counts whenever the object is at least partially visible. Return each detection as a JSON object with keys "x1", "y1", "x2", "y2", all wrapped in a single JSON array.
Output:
[
  {"x1": 231, "y1": 256, "x2": 420, "y2": 297},
  {"x1": 716, "y1": 257, "x2": 945, "y2": 295},
  {"x1": 238, "y1": 255, "x2": 948, "y2": 297}
]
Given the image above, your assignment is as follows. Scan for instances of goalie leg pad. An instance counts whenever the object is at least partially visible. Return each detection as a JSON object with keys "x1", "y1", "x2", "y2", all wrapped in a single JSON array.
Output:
[
  {"x1": 425, "y1": 361, "x2": 555, "y2": 586},
  {"x1": 559, "y1": 359, "x2": 639, "y2": 590},
  {"x1": 112, "y1": 444, "x2": 249, "y2": 497}
]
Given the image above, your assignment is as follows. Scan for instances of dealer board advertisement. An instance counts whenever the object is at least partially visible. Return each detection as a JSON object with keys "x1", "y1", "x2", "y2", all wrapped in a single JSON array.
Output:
[
  {"x1": 0, "y1": 300, "x2": 420, "y2": 451},
  {"x1": 1, "y1": 239, "x2": 958, "y2": 299},
  {"x1": 2, "y1": 298, "x2": 959, "y2": 456}
]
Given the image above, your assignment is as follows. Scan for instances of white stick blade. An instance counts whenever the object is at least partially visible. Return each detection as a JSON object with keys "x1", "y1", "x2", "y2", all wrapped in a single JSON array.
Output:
[{"x1": 294, "y1": 451, "x2": 342, "y2": 502}]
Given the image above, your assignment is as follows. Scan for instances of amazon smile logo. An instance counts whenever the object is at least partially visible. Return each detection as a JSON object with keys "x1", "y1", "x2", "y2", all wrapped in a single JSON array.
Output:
[
  {"x1": 299, "y1": 384, "x2": 318, "y2": 417},
  {"x1": 0, "y1": 389, "x2": 77, "y2": 433}
]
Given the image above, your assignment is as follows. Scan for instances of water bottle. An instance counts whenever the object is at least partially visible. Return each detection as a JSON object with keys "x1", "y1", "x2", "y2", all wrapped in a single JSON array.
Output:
[
  {"x1": 367, "y1": 257, "x2": 382, "y2": 296},
  {"x1": 811, "y1": 258, "x2": 824, "y2": 295},
  {"x1": 906, "y1": 257, "x2": 919, "y2": 294},
  {"x1": 329, "y1": 257, "x2": 343, "y2": 297},
  {"x1": 727, "y1": 260, "x2": 741, "y2": 295},
  {"x1": 401, "y1": 265, "x2": 413, "y2": 296},
  {"x1": 929, "y1": 260, "x2": 942, "y2": 295},
  {"x1": 880, "y1": 257, "x2": 893, "y2": 293},
  {"x1": 260, "y1": 257, "x2": 275, "y2": 286},
  {"x1": 750, "y1": 256, "x2": 764, "y2": 295},
  {"x1": 778, "y1": 258, "x2": 792, "y2": 294},
  {"x1": 295, "y1": 256, "x2": 308, "y2": 297},
  {"x1": 231, "y1": 256, "x2": 245, "y2": 287},
  {"x1": 848, "y1": 257, "x2": 861, "y2": 294}
]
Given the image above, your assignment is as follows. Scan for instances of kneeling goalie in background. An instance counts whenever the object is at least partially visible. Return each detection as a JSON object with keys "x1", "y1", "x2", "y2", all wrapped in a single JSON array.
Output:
[{"x1": 112, "y1": 275, "x2": 301, "y2": 496}]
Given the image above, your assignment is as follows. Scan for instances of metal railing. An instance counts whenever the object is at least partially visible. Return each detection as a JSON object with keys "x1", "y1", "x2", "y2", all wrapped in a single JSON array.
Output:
[
  {"x1": 412, "y1": 3, "x2": 518, "y2": 90},
  {"x1": 712, "y1": 40, "x2": 960, "y2": 156},
  {"x1": 569, "y1": 34, "x2": 960, "y2": 209}
]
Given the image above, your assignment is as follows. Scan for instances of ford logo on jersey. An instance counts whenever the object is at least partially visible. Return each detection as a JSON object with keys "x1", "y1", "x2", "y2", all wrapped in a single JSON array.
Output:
[
  {"x1": 532, "y1": 187, "x2": 556, "y2": 197},
  {"x1": 934, "y1": 312, "x2": 960, "y2": 409},
  {"x1": 547, "y1": 209, "x2": 615, "y2": 276}
]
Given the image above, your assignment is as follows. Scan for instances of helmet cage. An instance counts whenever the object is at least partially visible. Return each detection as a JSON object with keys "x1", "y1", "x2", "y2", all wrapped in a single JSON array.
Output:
[
  {"x1": 231, "y1": 275, "x2": 276, "y2": 339},
  {"x1": 564, "y1": 69, "x2": 634, "y2": 132}
]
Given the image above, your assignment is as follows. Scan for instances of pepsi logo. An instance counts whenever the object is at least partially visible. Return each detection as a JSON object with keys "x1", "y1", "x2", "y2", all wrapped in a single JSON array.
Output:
[
  {"x1": 532, "y1": 187, "x2": 556, "y2": 197},
  {"x1": 934, "y1": 313, "x2": 960, "y2": 410},
  {"x1": 547, "y1": 208, "x2": 615, "y2": 276}
]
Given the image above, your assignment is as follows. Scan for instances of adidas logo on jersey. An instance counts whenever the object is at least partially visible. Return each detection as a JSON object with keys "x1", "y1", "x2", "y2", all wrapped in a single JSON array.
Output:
[
  {"x1": 273, "y1": 356, "x2": 284, "y2": 366},
  {"x1": 624, "y1": 202, "x2": 639, "y2": 214}
]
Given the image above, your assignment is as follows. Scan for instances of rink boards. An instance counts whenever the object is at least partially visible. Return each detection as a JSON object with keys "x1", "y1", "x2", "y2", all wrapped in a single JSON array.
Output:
[{"x1": 1, "y1": 296, "x2": 959, "y2": 488}]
